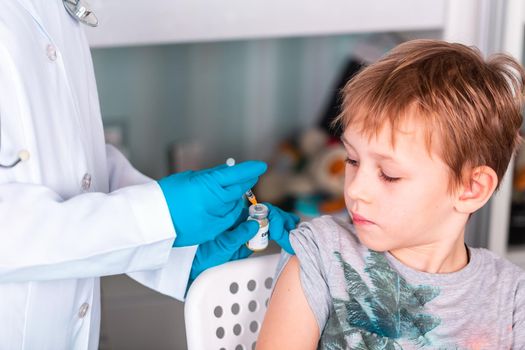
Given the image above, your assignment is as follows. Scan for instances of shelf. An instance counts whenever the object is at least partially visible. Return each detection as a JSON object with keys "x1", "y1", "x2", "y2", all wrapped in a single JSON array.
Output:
[{"x1": 85, "y1": 0, "x2": 446, "y2": 48}]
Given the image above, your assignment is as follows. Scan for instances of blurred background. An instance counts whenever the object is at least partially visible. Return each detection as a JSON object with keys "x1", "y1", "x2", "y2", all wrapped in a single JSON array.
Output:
[{"x1": 84, "y1": 0, "x2": 525, "y2": 348}]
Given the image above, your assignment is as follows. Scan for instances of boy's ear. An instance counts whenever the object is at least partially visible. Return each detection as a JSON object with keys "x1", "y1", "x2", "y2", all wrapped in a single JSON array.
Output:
[{"x1": 454, "y1": 166, "x2": 498, "y2": 214}]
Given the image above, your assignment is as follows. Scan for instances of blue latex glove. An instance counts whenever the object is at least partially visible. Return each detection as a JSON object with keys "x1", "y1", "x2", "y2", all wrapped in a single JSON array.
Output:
[
  {"x1": 189, "y1": 215, "x2": 258, "y2": 283},
  {"x1": 266, "y1": 203, "x2": 300, "y2": 255},
  {"x1": 158, "y1": 160, "x2": 267, "y2": 247},
  {"x1": 188, "y1": 203, "x2": 299, "y2": 286}
]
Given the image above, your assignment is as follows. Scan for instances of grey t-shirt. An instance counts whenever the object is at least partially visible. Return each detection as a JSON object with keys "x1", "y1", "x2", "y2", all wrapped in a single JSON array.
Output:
[{"x1": 277, "y1": 215, "x2": 525, "y2": 349}]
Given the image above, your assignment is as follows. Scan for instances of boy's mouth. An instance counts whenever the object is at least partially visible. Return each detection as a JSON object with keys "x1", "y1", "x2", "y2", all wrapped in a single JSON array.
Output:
[{"x1": 351, "y1": 212, "x2": 374, "y2": 225}]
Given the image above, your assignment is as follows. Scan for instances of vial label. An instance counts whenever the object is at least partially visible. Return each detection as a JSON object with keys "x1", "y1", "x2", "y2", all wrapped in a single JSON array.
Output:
[{"x1": 247, "y1": 218, "x2": 269, "y2": 251}]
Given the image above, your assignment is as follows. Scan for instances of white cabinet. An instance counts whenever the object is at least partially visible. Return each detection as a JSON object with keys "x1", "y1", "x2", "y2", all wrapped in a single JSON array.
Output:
[
  {"x1": 494, "y1": 0, "x2": 525, "y2": 268},
  {"x1": 85, "y1": 0, "x2": 446, "y2": 47},
  {"x1": 445, "y1": 0, "x2": 525, "y2": 268}
]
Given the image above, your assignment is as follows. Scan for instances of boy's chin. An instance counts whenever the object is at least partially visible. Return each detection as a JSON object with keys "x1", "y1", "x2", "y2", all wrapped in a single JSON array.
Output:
[{"x1": 355, "y1": 232, "x2": 391, "y2": 252}]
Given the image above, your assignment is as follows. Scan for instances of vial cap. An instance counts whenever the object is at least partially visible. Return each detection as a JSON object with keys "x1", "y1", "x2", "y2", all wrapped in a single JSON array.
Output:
[{"x1": 249, "y1": 203, "x2": 268, "y2": 219}]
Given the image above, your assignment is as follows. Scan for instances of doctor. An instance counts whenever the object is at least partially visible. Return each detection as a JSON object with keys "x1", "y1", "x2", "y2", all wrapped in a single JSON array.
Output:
[{"x1": 0, "y1": 0, "x2": 298, "y2": 349}]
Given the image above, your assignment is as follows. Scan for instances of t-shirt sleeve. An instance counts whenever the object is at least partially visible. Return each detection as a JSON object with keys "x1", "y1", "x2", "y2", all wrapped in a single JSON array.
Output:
[
  {"x1": 275, "y1": 219, "x2": 333, "y2": 335},
  {"x1": 513, "y1": 277, "x2": 525, "y2": 347}
]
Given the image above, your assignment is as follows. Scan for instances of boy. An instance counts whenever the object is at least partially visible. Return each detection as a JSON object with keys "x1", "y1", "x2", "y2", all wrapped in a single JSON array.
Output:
[{"x1": 257, "y1": 40, "x2": 525, "y2": 349}]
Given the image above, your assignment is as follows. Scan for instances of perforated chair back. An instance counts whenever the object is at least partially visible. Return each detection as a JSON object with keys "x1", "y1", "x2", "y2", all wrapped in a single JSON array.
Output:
[{"x1": 184, "y1": 253, "x2": 281, "y2": 350}]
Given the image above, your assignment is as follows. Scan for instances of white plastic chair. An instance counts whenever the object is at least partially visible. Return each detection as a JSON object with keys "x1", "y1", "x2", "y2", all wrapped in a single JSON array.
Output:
[{"x1": 184, "y1": 253, "x2": 281, "y2": 350}]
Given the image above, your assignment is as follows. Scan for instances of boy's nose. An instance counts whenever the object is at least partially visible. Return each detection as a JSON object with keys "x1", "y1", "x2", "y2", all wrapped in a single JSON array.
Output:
[{"x1": 345, "y1": 169, "x2": 372, "y2": 204}]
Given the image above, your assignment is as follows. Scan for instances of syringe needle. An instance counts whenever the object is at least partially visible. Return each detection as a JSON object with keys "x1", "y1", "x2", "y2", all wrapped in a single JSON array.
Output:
[{"x1": 225, "y1": 157, "x2": 259, "y2": 206}]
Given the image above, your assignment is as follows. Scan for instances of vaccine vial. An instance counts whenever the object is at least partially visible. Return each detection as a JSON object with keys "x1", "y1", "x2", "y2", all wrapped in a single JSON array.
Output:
[{"x1": 247, "y1": 203, "x2": 269, "y2": 251}]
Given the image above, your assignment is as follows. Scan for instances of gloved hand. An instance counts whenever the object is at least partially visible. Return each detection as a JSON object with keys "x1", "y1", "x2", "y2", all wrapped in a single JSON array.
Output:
[
  {"x1": 188, "y1": 203, "x2": 299, "y2": 285},
  {"x1": 158, "y1": 160, "x2": 267, "y2": 247},
  {"x1": 266, "y1": 203, "x2": 300, "y2": 255},
  {"x1": 189, "y1": 214, "x2": 258, "y2": 283}
]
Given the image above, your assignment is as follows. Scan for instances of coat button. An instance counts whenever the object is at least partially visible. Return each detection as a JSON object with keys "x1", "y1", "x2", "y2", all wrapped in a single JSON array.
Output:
[
  {"x1": 81, "y1": 173, "x2": 92, "y2": 191},
  {"x1": 46, "y1": 44, "x2": 57, "y2": 61},
  {"x1": 78, "y1": 302, "x2": 90, "y2": 318}
]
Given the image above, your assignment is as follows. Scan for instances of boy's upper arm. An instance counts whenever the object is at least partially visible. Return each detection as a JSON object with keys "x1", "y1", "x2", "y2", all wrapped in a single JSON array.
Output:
[{"x1": 257, "y1": 256, "x2": 320, "y2": 350}]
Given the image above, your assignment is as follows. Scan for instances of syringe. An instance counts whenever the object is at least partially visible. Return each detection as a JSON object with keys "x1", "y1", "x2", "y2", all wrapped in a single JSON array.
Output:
[
  {"x1": 226, "y1": 158, "x2": 258, "y2": 205},
  {"x1": 245, "y1": 189, "x2": 258, "y2": 206}
]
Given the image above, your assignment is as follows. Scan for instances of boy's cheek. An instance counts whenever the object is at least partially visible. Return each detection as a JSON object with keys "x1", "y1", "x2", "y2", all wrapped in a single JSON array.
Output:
[{"x1": 343, "y1": 193, "x2": 355, "y2": 212}]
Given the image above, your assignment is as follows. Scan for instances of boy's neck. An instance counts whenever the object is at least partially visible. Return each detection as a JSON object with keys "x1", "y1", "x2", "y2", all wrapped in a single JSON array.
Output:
[{"x1": 388, "y1": 232, "x2": 469, "y2": 274}]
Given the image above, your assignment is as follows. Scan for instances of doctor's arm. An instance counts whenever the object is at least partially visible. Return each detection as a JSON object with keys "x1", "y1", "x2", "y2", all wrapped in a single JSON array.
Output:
[
  {"x1": 256, "y1": 256, "x2": 320, "y2": 350},
  {"x1": 0, "y1": 145, "x2": 262, "y2": 289},
  {"x1": 106, "y1": 145, "x2": 270, "y2": 298},
  {"x1": 0, "y1": 176, "x2": 175, "y2": 284},
  {"x1": 105, "y1": 144, "x2": 198, "y2": 298},
  {"x1": 105, "y1": 144, "x2": 153, "y2": 189}
]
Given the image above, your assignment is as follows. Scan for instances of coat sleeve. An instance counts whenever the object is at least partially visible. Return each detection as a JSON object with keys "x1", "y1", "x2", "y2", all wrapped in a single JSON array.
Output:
[
  {"x1": 0, "y1": 174, "x2": 175, "y2": 284},
  {"x1": 105, "y1": 144, "x2": 197, "y2": 300},
  {"x1": 0, "y1": 143, "x2": 174, "y2": 281}
]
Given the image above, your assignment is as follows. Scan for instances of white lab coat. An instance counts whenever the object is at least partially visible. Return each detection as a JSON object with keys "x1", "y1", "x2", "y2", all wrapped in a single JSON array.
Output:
[{"x1": 0, "y1": 1, "x2": 197, "y2": 349}]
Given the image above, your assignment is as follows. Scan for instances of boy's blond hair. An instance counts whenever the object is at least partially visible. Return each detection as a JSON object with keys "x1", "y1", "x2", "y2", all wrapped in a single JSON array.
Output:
[{"x1": 334, "y1": 39, "x2": 524, "y2": 192}]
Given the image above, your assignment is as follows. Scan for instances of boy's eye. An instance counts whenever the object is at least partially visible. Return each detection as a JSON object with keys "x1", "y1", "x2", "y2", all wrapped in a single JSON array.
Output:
[
  {"x1": 345, "y1": 157, "x2": 400, "y2": 182},
  {"x1": 380, "y1": 171, "x2": 400, "y2": 183},
  {"x1": 344, "y1": 157, "x2": 358, "y2": 167}
]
